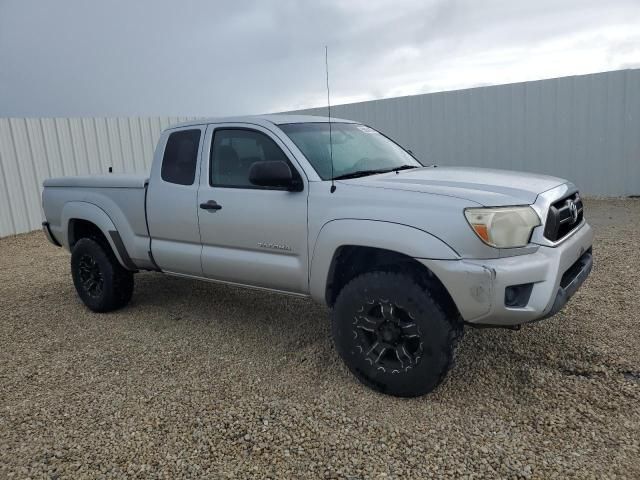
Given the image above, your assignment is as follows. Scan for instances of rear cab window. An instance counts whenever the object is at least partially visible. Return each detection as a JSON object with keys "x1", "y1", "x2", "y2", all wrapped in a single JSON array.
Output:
[{"x1": 161, "y1": 129, "x2": 202, "y2": 185}]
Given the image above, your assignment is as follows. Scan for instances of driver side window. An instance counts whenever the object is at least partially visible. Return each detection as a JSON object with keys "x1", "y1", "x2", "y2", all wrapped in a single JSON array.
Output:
[{"x1": 210, "y1": 129, "x2": 291, "y2": 188}]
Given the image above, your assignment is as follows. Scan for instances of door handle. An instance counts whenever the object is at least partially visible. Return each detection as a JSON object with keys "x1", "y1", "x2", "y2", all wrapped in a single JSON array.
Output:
[{"x1": 199, "y1": 200, "x2": 222, "y2": 211}]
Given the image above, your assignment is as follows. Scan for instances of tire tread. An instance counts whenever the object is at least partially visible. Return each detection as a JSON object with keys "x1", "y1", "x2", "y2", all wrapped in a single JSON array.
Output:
[
  {"x1": 71, "y1": 237, "x2": 134, "y2": 312},
  {"x1": 332, "y1": 271, "x2": 462, "y2": 397}
]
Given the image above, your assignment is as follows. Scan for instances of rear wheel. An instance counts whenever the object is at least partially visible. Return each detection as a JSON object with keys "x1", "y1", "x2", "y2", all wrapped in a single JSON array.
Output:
[
  {"x1": 332, "y1": 271, "x2": 461, "y2": 397},
  {"x1": 71, "y1": 237, "x2": 134, "y2": 312}
]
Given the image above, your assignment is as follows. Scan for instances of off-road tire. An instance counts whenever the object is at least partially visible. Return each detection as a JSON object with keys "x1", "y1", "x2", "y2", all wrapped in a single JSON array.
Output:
[
  {"x1": 71, "y1": 237, "x2": 134, "y2": 312},
  {"x1": 332, "y1": 271, "x2": 460, "y2": 397}
]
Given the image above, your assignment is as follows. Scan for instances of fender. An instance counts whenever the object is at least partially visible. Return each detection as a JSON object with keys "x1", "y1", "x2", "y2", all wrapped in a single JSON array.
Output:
[
  {"x1": 61, "y1": 201, "x2": 135, "y2": 271},
  {"x1": 308, "y1": 219, "x2": 459, "y2": 304}
]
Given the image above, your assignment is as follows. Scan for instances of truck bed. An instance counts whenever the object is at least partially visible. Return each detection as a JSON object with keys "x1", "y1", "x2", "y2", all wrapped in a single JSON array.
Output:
[{"x1": 42, "y1": 174, "x2": 154, "y2": 271}]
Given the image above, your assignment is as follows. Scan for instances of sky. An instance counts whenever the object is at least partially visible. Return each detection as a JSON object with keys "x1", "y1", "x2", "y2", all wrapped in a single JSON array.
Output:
[{"x1": 1, "y1": 0, "x2": 639, "y2": 117}]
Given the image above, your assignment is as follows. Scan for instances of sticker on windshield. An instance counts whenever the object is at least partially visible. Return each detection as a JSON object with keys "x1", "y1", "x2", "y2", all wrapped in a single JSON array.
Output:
[{"x1": 357, "y1": 126, "x2": 377, "y2": 134}]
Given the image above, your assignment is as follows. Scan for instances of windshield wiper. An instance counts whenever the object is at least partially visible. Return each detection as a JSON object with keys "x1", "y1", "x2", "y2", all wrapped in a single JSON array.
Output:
[
  {"x1": 393, "y1": 165, "x2": 419, "y2": 172},
  {"x1": 333, "y1": 169, "x2": 394, "y2": 180},
  {"x1": 333, "y1": 165, "x2": 419, "y2": 181}
]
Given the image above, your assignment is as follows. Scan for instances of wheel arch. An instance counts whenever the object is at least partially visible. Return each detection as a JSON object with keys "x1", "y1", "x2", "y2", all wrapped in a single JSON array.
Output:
[
  {"x1": 309, "y1": 219, "x2": 460, "y2": 313},
  {"x1": 62, "y1": 202, "x2": 136, "y2": 271}
]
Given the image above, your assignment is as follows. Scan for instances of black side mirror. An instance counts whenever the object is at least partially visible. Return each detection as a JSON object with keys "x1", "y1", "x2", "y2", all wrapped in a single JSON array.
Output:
[{"x1": 249, "y1": 161, "x2": 302, "y2": 191}]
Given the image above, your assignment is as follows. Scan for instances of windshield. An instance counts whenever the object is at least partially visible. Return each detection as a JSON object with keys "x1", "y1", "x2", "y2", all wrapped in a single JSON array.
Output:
[{"x1": 279, "y1": 123, "x2": 422, "y2": 180}]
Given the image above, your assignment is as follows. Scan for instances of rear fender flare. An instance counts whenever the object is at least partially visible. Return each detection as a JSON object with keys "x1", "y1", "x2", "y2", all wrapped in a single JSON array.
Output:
[{"x1": 61, "y1": 201, "x2": 133, "y2": 271}]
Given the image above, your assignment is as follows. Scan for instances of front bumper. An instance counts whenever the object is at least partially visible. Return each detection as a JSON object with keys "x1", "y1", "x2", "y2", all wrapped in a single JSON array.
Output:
[{"x1": 422, "y1": 222, "x2": 594, "y2": 326}]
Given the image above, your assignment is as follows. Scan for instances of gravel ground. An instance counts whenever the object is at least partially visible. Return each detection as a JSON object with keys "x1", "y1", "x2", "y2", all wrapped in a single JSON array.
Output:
[{"x1": 1, "y1": 198, "x2": 639, "y2": 479}]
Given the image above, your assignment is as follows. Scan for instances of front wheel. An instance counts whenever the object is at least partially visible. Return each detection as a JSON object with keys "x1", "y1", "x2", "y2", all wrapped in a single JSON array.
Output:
[
  {"x1": 71, "y1": 237, "x2": 134, "y2": 312},
  {"x1": 332, "y1": 271, "x2": 461, "y2": 397}
]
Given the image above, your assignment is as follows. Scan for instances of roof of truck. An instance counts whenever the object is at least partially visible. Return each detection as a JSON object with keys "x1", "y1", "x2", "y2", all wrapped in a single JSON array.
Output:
[{"x1": 170, "y1": 114, "x2": 357, "y2": 130}]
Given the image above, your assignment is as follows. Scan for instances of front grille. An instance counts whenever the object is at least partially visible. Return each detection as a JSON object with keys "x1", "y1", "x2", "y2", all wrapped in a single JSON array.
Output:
[{"x1": 543, "y1": 192, "x2": 584, "y2": 242}]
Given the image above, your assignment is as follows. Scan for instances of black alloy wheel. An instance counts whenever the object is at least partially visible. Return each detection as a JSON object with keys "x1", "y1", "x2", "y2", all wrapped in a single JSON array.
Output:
[
  {"x1": 352, "y1": 300, "x2": 424, "y2": 374},
  {"x1": 71, "y1": 237, "x2": 134, "y2": 312},
  {"x1": 77, "y1": 254, "x2": 104, "y2": 298},
  {"x1": 332, "y1": 271, "x2": 461, "y2": 397}
]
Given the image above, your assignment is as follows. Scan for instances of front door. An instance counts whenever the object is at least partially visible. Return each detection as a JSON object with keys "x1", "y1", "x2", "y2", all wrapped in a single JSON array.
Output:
[{"x1": 197, "y1": 124, "x2": 309, "y2": 294}]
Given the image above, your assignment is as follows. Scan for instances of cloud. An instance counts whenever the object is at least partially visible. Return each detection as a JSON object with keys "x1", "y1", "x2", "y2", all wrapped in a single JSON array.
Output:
[{"x1": 0, "y1": 0, "x2": 638, "y2": 116}]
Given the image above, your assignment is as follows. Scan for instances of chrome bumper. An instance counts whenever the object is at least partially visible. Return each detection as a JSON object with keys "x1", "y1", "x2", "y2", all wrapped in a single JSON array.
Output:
[{"x1": 421, "y1": 222, "x2": 594, "y2": 326}]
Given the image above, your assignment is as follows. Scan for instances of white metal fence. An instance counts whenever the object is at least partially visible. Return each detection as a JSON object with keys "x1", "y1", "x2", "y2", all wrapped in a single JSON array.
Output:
[
  {"x1": 293, "y1": 69, "x2": 640, "y2": 198},
  {"x1": 0, "y1": 117, "x2": 197, "y2": 237},
  {"x1": 1, "y1": 69, "x2": 639, "y2": 238}
]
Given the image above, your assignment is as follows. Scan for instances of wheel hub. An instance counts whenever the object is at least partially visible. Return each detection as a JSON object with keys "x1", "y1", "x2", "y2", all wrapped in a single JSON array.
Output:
[
  {"x1": 378, "y1": 322, "x2": 402, "y2": 344},
  {"x1": 78, "y1": 254, "x2": 104, "y2": 298},
  {"x1": 352, "y1": 301, "x2": 424, "y2": 373}
]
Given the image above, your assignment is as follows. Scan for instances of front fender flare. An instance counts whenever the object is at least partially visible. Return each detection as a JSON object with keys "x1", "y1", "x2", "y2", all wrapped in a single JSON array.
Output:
[{"x1": 308, "y1": 219, "x2": 459, "y2": 304}]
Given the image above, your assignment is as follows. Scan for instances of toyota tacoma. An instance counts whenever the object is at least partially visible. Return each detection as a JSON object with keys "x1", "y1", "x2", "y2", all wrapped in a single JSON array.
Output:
[{"x1": 42, "y1": 115, "x2": 593, "y2": 397}]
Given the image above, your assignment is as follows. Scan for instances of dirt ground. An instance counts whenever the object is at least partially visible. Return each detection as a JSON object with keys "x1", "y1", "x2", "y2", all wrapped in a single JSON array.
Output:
[{"x1": 1, "y1": 199, "x2": 639, "y2": 479}]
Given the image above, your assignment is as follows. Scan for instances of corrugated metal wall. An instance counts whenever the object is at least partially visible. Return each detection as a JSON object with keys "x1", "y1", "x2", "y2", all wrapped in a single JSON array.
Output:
[
  {"x1": 1, "y1": 69, "x2": 638, "y2": 238},
  {"x1": 293, "y1": 69, "x2": 640, "y2": 198},
  {"x1": 0, "y1": 117, "x2": 197, "y2": 237}
]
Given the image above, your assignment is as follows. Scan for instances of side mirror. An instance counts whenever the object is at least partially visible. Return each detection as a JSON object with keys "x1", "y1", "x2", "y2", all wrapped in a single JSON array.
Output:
[{"x1": 249, "y1": 161, "x2": 302, "y2": 191}]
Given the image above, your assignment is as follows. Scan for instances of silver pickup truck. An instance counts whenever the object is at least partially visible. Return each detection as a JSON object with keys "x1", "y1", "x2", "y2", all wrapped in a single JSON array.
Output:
[{"x1": 42, "y1": 114, "x2": 593, "y2": 397}]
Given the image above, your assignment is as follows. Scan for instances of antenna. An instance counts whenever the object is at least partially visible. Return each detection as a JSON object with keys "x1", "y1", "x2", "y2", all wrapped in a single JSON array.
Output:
[{"x1": 325, "y1": 45, "x2": 336, "y2": 193}]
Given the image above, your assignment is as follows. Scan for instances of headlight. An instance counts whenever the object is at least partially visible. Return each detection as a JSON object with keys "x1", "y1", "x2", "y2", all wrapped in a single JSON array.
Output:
[{"x1": 464, "y1": 206, "x2": 540, "y2": 248}]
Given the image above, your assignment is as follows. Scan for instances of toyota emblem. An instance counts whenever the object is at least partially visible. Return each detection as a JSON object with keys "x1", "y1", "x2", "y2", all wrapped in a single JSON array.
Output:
[{"x1": 567, "y1": 199, "x2": 578, "y2": 223}]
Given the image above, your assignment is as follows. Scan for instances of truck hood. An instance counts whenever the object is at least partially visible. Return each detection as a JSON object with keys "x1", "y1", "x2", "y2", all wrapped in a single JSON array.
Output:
[{"x1": 338, "y1": 166, "x2": 567, "y2": 206}]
